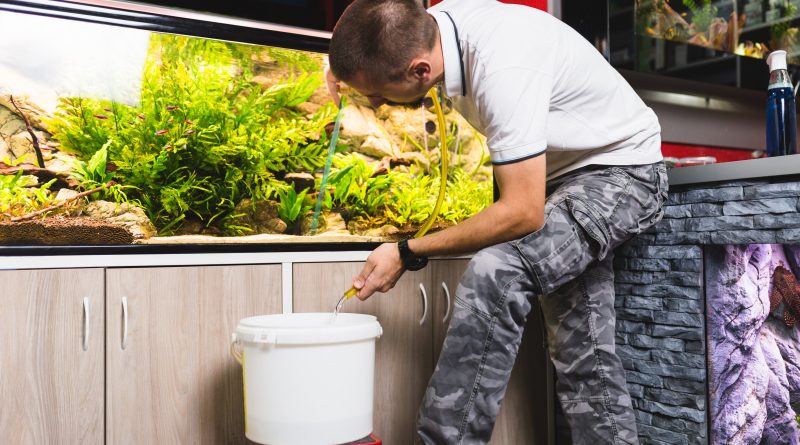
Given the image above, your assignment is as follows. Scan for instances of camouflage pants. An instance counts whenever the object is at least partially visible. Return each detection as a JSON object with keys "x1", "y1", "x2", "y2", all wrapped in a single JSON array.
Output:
[{"x1": 417, "y1": 162, "x2": 669, "y2": 445}]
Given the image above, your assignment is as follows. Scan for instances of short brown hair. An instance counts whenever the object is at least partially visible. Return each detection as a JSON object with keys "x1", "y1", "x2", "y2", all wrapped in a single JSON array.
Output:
[{"x1": 329, "y1": 0, "x2": 438, "y2": 84}]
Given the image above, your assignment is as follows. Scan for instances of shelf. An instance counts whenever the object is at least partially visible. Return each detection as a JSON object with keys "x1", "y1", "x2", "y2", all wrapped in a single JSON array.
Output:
[
  {"x1": 659, "y1": 54, "x2": 737, "y2": 74},
  {"x1": 741, "y1": 14, "x2": 800, "y2": 34}
]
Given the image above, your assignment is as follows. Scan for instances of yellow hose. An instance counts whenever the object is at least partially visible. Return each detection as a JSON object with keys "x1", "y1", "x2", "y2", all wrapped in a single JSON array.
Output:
[
  {"x1": 341, "y1": 87, "x2": 450, "y2": 301},
  {"x1": 415, "y1": 87, "x2": 449, "y2": 238}
]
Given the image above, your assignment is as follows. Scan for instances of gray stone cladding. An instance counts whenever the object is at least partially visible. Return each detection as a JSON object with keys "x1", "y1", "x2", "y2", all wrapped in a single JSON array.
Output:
[{"x1": 610, "y1": 176, "x2": 800, "y2": 445}]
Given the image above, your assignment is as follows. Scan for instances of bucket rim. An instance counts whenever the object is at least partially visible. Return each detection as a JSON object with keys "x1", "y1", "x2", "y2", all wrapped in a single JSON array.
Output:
[{"x1": 234, "y1": 313, "x2": 382, "y2": 346}]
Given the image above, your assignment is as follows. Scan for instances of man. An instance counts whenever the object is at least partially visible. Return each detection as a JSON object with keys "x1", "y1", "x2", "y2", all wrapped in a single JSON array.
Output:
[{"x1": 326, "y1": 0, "x2": 668, "y2": 443}]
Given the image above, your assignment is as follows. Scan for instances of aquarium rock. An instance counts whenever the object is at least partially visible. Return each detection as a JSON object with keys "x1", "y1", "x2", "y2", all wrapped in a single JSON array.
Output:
[
  {"x1": 83, "y1": 201, "x2": 157, "y2": 240},
  {"x1": 359, "y1": 134, "x2": 394, "y2": 159},
  {"x1": 283, "y1": 172, "x2": 315, "y2": 192},
  {"x1": 300, "y1": 211, "x2": 347, "y2": 236},
  {"x1": 339, "y1": 104, "x2": 394, "y2": 158},
  {"x1": 232, "y1": 199, "x2": 287, "y2": 235},
  {"x1": 0, "y1": 95, "x2": 53, "y2": 162},
  {"x1": 365, "y1": 224, "x2": 400, "y2": 238},
  {"x1": 0, "y1": 216, "x2": 134, "y2": 245}
]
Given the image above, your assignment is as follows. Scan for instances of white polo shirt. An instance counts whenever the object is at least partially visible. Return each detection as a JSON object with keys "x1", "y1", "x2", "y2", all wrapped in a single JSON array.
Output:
[{"x1": 428, "y1": 0, "x2": 663, "y2": 180}]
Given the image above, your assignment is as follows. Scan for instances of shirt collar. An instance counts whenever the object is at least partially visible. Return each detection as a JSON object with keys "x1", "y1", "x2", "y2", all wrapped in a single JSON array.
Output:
[{"x1": 428, "y1": 10, "x2": 464, "y2": 97}]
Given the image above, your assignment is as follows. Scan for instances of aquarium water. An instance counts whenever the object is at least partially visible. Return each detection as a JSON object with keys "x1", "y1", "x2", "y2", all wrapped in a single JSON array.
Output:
[{"x1": 766, "y1": 50, "x2": 797, "y2": 157}]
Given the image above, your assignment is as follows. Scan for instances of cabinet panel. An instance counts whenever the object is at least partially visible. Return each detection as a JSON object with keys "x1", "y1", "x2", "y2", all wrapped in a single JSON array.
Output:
[
  {"x1": 105, "y1": 265, "x2": 281, "y2": 445},
  {"x1": 293, "y1": 262, "x2": 433, "y2": 445},
  {"x1": 430, "y1": 260, "x2": 549, "y2": 444},
  {"x1": 430, "y1": 259, "x2": 470, "y2": 361},
  {"x1": 0, "y1": 268, "x2": 104, "y2": 445},
  {"x1": 489, "y1": 319, "x2": 548, "y2": 445}
]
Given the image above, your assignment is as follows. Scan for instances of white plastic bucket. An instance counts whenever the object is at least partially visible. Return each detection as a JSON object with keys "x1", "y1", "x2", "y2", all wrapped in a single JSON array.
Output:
[{"x1": 231, "y1": 313, "x2": 382, "y2": 445}]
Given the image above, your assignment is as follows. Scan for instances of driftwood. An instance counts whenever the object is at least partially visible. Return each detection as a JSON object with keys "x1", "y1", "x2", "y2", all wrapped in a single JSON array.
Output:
[
  {"x1": 11, "y1": 181, "x2": 112, "y2": 222},
  {"x1": 9, "y1": 95, "x2": 45, "y2": 169},
  {"x1": 0, "y1": 162, "x2": 78, "y2": 188}
]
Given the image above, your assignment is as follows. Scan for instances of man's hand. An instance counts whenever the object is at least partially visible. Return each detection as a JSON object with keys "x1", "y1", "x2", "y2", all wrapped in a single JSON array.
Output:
[
  {"x1": 323, "y1": 58, "x2": 342, "y2": 108},
  {"x1": 352, "y1": 242, "x2": 406, "y2": 300}
]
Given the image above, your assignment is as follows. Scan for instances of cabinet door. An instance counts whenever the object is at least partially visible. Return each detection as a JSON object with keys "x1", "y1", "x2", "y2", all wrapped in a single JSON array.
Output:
[
  {"x1": 105, "y1": 265, "x2": 282, "y2": 445},
  {"x1": 430, "y1": 260, "x2": 548, "y2": 444},
  {"x1": 293, "y1": 262, "x2": 433, "y2": 445},
  {"x1": 430, "y1": 259, "x2": 470, "y2": 361},
  {"x1": 489, "y1": 317, "x2": 548, "y2": 445},
  {"x1": 0, "y1": 268, "x2": 104, "y2": 444}
]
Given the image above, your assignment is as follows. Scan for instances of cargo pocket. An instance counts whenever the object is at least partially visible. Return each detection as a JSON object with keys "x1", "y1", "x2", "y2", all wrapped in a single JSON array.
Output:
[
  {"x1": 513, "y1": 195, "x2": 612, "y2": 295},
  {"x1": 565, "y1": 195, "x2": 611, "y2": 260}
]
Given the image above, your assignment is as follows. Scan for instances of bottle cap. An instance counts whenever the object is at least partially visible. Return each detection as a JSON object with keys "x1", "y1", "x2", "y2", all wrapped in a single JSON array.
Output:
[{"x1": 767, "y1": 50, "x2": 788, "y2": 72}]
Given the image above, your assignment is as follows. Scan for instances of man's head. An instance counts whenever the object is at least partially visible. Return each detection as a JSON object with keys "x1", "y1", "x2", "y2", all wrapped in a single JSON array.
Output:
[{"x1": 329, "y1": 0, "x2": 443, "y2": 108}]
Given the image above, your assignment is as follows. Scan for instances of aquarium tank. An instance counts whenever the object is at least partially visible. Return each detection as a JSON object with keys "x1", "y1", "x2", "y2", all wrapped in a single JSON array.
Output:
[
  {"x1": 636, "y1": 0, "x2": 800, "y2": 65},
  {"x1": 0, "y1": 10, "x2": 492, "y2": 246}
]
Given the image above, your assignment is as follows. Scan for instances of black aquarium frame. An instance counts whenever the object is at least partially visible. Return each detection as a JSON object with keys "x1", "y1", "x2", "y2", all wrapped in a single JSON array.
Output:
[
  {"x1": 0, "y1": 0, "x2": 330, "y2": 52},
  {"x1": 0, "y1": 0, "x2": 376, "y2": 255}
]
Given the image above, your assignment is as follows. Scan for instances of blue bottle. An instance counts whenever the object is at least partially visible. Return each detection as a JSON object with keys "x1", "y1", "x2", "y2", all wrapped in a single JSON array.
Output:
[{"x1": 766, "y1": 50, "x2": 797, "y2": 157}]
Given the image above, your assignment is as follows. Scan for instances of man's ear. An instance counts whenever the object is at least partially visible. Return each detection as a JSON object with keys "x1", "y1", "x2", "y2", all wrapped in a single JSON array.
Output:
[{"x1": 408, "y1": 58, "x2": 432, "y2": 83}]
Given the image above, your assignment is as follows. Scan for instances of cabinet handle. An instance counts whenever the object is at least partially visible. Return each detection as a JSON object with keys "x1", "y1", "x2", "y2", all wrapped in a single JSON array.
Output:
[
  {"x1": 82, "y1": 297, "x2": 90, "y2": 351},
  {"x1": 419, "y1": 283, "x2": 428, "y2": 326},
  {"x1": 121, "y1": 297, "x2": 128, "y2": 350},
  {"x1": 441, "y1": 282, "x2": 451, "y2": 323}
]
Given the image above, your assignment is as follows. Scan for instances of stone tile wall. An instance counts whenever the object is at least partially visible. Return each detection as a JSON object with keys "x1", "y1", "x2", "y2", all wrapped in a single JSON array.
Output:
[{"x1": 610, "y1": 176, "x2": 800, "y2": 445}]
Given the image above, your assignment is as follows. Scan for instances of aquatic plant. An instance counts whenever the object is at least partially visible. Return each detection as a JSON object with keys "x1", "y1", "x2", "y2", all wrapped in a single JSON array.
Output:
[
  {"x1": 324, "y1": 154, "x2": 392, "y2": 220},
  {"x1": 682, "y1": 0, "x2": 716, "y2": 33},
  {"x1": 68, "y1": 139, "x2": 128, "y2": 203},
  {"x1": 277, "y1": 187, "x2": 313, "y2": 233},
  {"x1": 0, "y1": 170, "x2": 57, "y2": 220},
  {"x1": 48, "y1": 35, "x2": 334, "y2": 235}
]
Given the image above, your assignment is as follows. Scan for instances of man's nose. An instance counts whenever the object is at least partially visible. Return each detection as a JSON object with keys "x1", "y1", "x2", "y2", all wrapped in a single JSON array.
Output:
[{"x1": 368, "y1": 97, "x2": 387, "y2": 108}]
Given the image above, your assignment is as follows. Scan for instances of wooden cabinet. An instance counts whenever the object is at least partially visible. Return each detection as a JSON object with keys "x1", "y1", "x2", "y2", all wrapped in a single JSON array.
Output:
[
  {"x1": 105, "y1": 265, "x2": 282, "y2": 445},
  {"x1": 293, "y1": 262, "x2": 433, "y2": 445},
  {"x1": 295, "y1": 259, "x2": 549, "y2": 444},
  {"x1": 0, "y1": 259, "x2": 548, "y2": 444},
  {"x1": 0, "y1": 268, "x2": 105, "y2": 445},
  {"x1": 429, "y1": 259, "x2": 549, "y2": 445}
]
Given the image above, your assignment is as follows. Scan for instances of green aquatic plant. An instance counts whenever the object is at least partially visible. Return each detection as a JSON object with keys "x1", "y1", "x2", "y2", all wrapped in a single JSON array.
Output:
[
  {"x1": 683, "y1": 0, "x2": 716, "y2": 33},
  {"x1": 321, "y1": 153, "x2": 395, "y2": 228},
  {"x1": 384, "y1": 172, "x2": 436, "y2": 227},
  {"x1": 267, "y1": 47, "x2": 322, "y2": 73},
  {"x1": 439, "y1": 166, "x2": 493, "y2": 224},
  {"x1": 68, "y1": 139, "x2": 128, "y2": 203},
  {"x1": 0, "y1": 171, "x2": 57, "y2": 220},
  {"x1": 48, "y1": 34, "x2": 333, "y2": 235},
  {"x1": 277, "y1": 187, "x2": 313, "y2": 233}
]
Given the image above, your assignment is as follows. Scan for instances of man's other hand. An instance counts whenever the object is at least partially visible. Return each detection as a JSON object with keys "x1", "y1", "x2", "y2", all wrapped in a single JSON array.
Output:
[{"x1": 352, "y1": 242, "x2": 405, "y2": 300}]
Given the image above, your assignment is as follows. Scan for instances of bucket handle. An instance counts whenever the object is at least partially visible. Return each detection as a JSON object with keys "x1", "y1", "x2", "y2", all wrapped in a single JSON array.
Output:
[{"x1": 230, "y1": 334, "x2": 243, "y2": 366}]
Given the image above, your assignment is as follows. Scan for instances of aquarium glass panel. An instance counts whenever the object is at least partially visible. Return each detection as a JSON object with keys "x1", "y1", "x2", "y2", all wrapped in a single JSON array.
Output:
[
  {"x1": 0, "y1": 11, "x2": 491, "y2": 246},
  {"x1": 636, "y1": 0, "x2": 800, "y2": 63}
]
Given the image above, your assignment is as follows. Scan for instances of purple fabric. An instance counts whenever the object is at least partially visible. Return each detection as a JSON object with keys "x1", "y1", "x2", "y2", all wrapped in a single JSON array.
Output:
[{"x1": 707, "y1": 244, "x2": 800, "y2": 444}]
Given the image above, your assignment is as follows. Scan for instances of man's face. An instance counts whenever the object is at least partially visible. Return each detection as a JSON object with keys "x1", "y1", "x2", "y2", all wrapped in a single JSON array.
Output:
[{"x1": 346, "y1": 72, "x2": 429, "y2": 109}]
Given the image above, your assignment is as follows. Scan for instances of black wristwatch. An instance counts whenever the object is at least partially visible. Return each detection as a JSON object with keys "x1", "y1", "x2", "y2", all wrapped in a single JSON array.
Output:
[{"x1": 398, "y1": 239, "x2": 428, "y2": 271}]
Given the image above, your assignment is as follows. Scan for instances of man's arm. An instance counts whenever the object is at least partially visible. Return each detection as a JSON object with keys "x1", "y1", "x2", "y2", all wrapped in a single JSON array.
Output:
[{"x1": 352, "y1": 153, "x2": 547, "y2": 299}]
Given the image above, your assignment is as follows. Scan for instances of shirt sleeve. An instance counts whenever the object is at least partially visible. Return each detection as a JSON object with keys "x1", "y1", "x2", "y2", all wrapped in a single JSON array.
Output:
[{"x1": 476, "y1": 67, "x2": 552, "y2": 165}]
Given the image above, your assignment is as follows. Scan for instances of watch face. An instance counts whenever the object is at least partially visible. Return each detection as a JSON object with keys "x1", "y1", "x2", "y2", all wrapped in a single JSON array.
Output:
[{"x1": 407, "y1": 257, "x2": 428, "y2": 271}]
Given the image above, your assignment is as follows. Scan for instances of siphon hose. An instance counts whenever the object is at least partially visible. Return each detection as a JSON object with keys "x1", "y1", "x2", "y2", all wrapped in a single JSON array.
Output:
[
  {"x1": 339, "y1": 87, "x2": 450, "y2": 302},
  {"x1": 311, "y1": 97, "x2": 346, "y2": 235},
  {"x1": 414, "y1": 87, "x2": 449, "y2": 239}
]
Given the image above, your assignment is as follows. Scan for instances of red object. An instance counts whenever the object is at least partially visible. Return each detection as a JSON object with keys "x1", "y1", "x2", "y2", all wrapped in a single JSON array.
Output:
[
  {"x1": 428, "y1": 0, "x2": 547, "y2": 10},
  {"x1": 341, "y1": 434, "x2": 381, "y2": 444},
  {"x1": 661, "y1": 142, "x2": 764, "y2": 164}
]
